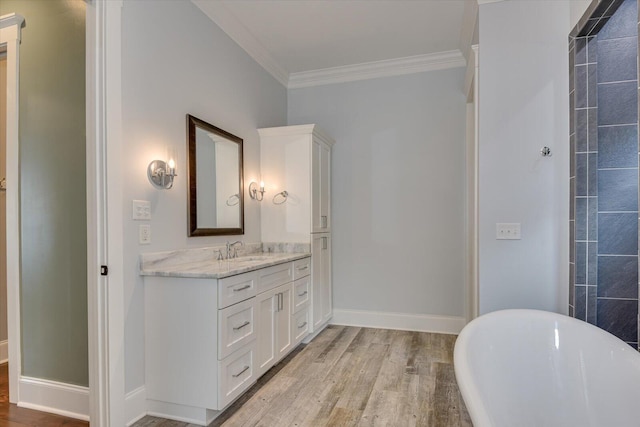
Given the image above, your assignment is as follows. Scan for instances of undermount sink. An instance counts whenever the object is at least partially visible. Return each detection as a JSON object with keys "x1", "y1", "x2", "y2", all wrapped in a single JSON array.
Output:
[{"x1": 229, "y1": 255, "x2": 274, "y2": 262}]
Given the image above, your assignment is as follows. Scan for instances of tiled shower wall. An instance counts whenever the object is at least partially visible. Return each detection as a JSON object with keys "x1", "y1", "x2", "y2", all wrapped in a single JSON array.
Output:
[{"x1": 570, "y1": 0, "x2": 639, "y2": 347}]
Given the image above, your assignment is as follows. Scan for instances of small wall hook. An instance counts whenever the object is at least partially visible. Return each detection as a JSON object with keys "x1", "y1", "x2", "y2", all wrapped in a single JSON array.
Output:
[
  {"x1": 273, "y1": 190, "x2": 289, "y2": 205},
  {"x1": 540, "y1": 147, "x2": 552, "y2": 157}
]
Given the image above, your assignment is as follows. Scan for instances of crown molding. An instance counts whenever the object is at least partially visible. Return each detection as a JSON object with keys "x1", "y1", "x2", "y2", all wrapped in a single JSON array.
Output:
[
  {"x1": 0, "y1": 13, "x2": 25, "y2": 33},
  {"x1": 191, "y1": 0, "x2": 289, "y2": 87},
  {"x1": 288, "y1": 51, "x2": 466, "y2": 89},
  {"x1": 191, "y1": 1, "x2": 467, "y2": 89}
]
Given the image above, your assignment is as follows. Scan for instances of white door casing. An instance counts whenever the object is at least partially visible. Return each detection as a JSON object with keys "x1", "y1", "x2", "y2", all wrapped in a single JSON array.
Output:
[
  {"x1": 0, "y1": 11, "x2": 24, "y2": 406},
  {"x1": 86, "y1": 0, "x2": 126, "y2": 425}
]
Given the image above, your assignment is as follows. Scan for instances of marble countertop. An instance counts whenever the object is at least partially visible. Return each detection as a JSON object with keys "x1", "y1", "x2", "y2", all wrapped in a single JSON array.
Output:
[{"x1": 139, "y1": 252, "x2": 310, "y2": 279}]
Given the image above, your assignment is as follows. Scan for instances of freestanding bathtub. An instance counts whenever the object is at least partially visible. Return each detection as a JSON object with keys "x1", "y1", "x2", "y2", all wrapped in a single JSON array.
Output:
[{"x1": 454, "y1": 309, "x2": 640, "y2": 427}]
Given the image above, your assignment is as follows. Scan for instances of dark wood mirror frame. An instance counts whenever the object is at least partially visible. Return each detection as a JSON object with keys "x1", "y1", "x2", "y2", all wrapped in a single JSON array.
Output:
[{"x1": 187, "y1": 114, "x2": 244, "y2": 236}]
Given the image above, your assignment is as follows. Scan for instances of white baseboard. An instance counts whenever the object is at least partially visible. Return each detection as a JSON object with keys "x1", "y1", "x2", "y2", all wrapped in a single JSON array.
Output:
[
  {"x1": 0, "y1": 340, "x2": 8, "y2": 364},
  {"x1": 331, "y1": 309, "x2": 466, "y2": 335},
  {"x1": 18, "y1": 376, "x2": 89, "y2": 421},
  {"x1": 147, "y1": 398, "x2": 219, "y2": 426},
  {"x1": 125, "y1": 386, "x2": 147, "y2": 426}
]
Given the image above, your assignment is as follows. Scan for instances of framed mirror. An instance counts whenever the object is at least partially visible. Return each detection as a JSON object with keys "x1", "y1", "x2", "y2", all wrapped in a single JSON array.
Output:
[{"x1": 187, "y1": 114, "x2": 244, "y2": 236}]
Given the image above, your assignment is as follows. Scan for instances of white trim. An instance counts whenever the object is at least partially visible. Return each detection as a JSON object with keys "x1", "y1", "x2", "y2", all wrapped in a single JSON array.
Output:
[
  {"x1": 331, "y1": 309, "x2": 466, "y2": 335},
  {"x1": 125, "y1": 386, "x2": 147, "y2": 426},
  {"x1": 466, "y1": 44, "x2": 479, "y2": 324},
  {"x1": 147, "y1": 399, "x2": 217, "y2": 426},
  {"x1": 190, "y1": 0, "x2": 289, "y2": 87},
  {"x1": 0, "y1": 11, "x2": 24, "y2": 406},
  {"x1": 86, "y1": 1, "x2": 126, "y2": 425},
  {"x1": 0, "y1": 13, "x2": 23, "y2": 30},
  {"x1": 0, "y1": 340, "x2": 8, "y2": 364},
  {"x1": 477, "y1": 0, "x2": 506, "y2": 4},
  {"x1": 288, "y1": 51, "x2": 466, "y2": 89},
  {"x1": 465, "y1": 45, "x2": 479, "y2": 101},
  {"x1": 459, "y1": 0, "x2": 478, "y2": 67},
  {"x1": 18, "y1": 376, "x2": 89, "y2": 421}
]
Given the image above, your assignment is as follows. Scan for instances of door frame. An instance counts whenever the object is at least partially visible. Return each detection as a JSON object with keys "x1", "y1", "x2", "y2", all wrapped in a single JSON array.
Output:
[
  {"x1": 86, "y1": 0, "x2": 125, "y2": 425},
  {"x1": 0, "y1": 12, "x2": 25, "y2": 406}
]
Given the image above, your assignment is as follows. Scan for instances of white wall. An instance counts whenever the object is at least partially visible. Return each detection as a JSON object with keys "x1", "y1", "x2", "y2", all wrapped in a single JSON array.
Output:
[
  {"x1": 120, "y1": 0, "x2": 287, "y2": 393},
  {"x1": 288, "y1": 69, "x2": 467, "y2": 320},
  {"x1": 477, "y1": 1, "x2": 582, "y2": 314}
]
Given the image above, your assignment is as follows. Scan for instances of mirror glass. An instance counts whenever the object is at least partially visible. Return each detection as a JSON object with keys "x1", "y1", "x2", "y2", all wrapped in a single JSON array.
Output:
[{"x1": 187, "y1": 114, "x2": 244, "y2": 236}]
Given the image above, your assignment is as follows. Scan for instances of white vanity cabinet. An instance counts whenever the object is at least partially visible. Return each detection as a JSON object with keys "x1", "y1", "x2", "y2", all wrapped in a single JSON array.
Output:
[
  {"x1": 143, "y1": 255, "x2": 310, "y2": 426},
  {"x1": 259, "y1": 124, "x2": 335, "y2": 336}
]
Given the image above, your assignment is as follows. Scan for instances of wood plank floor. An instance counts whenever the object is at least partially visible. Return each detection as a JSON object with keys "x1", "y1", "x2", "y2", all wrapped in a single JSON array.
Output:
[
  {"x1": 0, "y1": 363, "x2": 89, "y2": 426},
  {"x1": 134, "y1": 326, "x2": 472, "y2": 427}
]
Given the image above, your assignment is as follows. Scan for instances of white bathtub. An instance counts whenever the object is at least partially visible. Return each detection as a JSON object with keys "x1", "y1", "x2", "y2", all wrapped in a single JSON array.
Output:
[{"x1": 454, "y1": 309, "x2": 640, "y2": 427}]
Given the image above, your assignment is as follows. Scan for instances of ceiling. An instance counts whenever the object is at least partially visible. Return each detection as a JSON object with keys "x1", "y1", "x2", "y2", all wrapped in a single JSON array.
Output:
[{"x1": 192, "y1": 0, "x2": 477, "y2": 88}]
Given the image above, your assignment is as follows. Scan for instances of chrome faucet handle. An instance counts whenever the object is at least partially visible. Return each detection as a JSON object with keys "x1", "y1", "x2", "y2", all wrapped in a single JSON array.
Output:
[{"x1": 216, "y1": 249, "x2": 224, "y2": 261}]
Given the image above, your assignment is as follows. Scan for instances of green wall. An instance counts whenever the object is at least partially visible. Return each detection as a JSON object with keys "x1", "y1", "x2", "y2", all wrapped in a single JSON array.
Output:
[{"x1": 0, "y1": 0, "x2": 88, "y2": 386}]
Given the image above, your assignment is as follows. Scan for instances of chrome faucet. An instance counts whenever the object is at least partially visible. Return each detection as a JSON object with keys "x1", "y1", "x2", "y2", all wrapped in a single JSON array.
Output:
[{"x1": 226, "y1": 240, "x2": 244, "y2": 259}]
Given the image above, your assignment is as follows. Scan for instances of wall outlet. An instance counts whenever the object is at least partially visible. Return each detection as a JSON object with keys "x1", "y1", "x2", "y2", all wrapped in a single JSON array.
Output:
[
  {"x1": 133, "y1": 200, "x2": 151, "y2": 220},
  {"x1": 496, "y1": 223, "x2": 521, "y2": 240},
  {"x1": 139, "y1": 224, "x2": 151, "y2": 244}
]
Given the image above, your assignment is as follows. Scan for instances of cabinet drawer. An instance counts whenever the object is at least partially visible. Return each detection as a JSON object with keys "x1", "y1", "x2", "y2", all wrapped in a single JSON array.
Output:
[
  {"x1": 218, "y1": 271, "x2": 258, "y2": 309},
  {"x1": 257, "y1": 262, "x2": 293, "y2": 294},
  {"x1": 293, "y1": 276, "x2": 310, "y2": 312},
  {"x1": 218, "y1": 298, "x2": 256, "y2": 360},
  {"x1": 293, "y1": 257, "x2": 311, "y2": 280},
  {"x1": 217, "y1": 342, "x2": 255, "y2": 409},
  {"x1": 293, "y1": 307, "x2": 310, "y2": 345}
]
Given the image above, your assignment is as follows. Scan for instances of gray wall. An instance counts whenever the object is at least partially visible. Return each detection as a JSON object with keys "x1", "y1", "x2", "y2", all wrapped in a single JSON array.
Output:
[
  {"x1": 288, "y1": 69, "x2": 467, "y2": 318},
  {"x1": 478, "y1": 1, "x2": 572, "y2": 315},
  {"x1": 0, "y1": 0, "x2": 88, "y2": 385},
  {"x1": 121, "y1": 0, "x2": 287, "y2": 393}
]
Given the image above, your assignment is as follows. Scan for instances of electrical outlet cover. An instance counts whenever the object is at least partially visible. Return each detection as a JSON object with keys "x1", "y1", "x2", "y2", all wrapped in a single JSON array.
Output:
[
  {"x1": 139, "y1": 224, "x2": 151, "y2": 244},
  {"x1": 496, "y1": 223, "x2": 521, "y2": 240}
]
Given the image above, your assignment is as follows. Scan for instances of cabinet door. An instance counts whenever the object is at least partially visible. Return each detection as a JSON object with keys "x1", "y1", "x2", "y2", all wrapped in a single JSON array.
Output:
[
  {"x1": 275, "y1": 283, "x2": 293, "y2": 360},
  {"x1": 312, "y1": 140, "x2": 331, "y2": 233},
  {"x1": 256, "y1": 286, "x2": 278, "y2": 377},
  {"x1": 321, "y1": 234, "x2": 332, "y2": 323},
  {"x1": 311, "y1": 234, "x2": 332, "y2": 331},
  {"x1": 319, "y1": 142, "x2": 331, "y2": 231}
]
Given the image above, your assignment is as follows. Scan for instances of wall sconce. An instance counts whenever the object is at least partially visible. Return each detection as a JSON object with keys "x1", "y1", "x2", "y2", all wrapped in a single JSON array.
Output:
[
  {"x1": 147, "y1": 159, "x2": 177, "y2": 190},
  {"x1": 249, "y1": 181, "x2": 265, "y2": 201}
]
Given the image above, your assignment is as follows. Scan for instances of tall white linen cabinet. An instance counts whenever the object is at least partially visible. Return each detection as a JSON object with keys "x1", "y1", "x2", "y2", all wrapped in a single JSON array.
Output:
[{"x1": 258, "y1": 124, "x2": 335, "y2": 336}]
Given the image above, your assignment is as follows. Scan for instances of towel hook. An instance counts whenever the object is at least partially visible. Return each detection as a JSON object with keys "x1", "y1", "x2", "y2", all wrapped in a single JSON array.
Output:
[
  {"x1": 226, "y1": 193, "x2": 240, "y2": 206},
  {"x1": 273, "y1": 191, "x2": 288, "y2": 205}
]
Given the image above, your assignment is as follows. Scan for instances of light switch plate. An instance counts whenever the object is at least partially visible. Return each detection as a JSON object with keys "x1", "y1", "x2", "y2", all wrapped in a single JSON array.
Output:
[
  {"x1": 139, "y1": 224, "x2": 151, "y2": 244},
  {"x1": 496, "y1": 223, "x2": 521, "y2": 240},
  {"x1": 133, "y1": 200, "x2": 151, "y2": 220}
]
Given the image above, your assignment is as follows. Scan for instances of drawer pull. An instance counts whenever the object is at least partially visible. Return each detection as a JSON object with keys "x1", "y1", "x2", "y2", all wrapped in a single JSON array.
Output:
[
  {"x1": 297, "y1": 321, "x2": 308, "y2": 329},
  {"x1": 233, "y1": 284, "x2": 251, "y2": 292},
  {"x1": 233, "y1": 321, "x2": 251, "y2": 331},
  {"x1": 296, "y1": 265, "x2": 309, "y2": 271},
  {"x1": 232, "y1": 365, "x2": 250, "y2": 378},
  {"x1": 298, "y1": 291, "x2": 308, "y2": 297}
]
